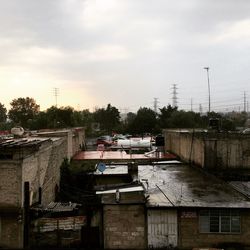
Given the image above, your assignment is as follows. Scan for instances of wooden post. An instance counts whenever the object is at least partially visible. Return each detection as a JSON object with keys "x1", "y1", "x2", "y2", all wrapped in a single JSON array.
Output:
[{"x1": 23, "y1": 181, "x2": 30, "y2": 248}]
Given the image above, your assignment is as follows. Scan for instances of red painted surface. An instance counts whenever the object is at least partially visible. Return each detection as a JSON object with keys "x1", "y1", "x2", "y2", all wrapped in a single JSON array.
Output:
[{"x1": 73, "y1": 151, "x2": 177, "y2": 161}]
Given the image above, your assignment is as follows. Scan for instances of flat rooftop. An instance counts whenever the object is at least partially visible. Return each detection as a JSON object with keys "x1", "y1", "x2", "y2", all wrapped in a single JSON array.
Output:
[
  {"x1": 138, "y1": 164, "x2": 250, "y2": 208},
  {"x1": 73, "y1": 150, "x2": 177, "y2": 162}
]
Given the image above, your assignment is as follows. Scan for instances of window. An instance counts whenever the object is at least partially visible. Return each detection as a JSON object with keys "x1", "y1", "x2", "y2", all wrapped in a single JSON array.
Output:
[{"x1": 199, "y1": 210, "x2": 240, "y2": 233}]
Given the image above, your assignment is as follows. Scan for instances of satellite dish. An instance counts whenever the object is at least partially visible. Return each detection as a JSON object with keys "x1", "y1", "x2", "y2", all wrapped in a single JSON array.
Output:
[
  {"x1": 97, "y1": 162, "x2": 106, "y2": 173},
  {"x1": 11, "y1": 127, "x2": 25, "y2": 136}
]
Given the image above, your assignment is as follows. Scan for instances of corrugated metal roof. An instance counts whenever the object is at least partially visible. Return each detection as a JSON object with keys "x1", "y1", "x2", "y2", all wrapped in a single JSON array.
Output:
[
  {"x1": 0, "y1": 137, "x2": 51, "y2": 149},
  {"x1": 32, "y1": 202, "x2": 80, "y2": 212},
  {"x1": 138, "y1": 165, "x2": 250, "y2": 208},
  {"x1": 229, "y1": 181, "x2": 250, "y2": 199}
]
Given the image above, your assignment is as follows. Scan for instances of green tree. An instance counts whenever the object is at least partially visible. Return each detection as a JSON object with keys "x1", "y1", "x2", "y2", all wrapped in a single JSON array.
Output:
[
  {"x1": 130, "y1": 107, "x2": 157, "y2": 134},
  {"x1": 93, "y1": 104, "x2": 120, "y2": 133},
  {"x1": 8, "y1": 97, "x2": 40, "y2": 128},
  {"x1": 46, "y1": 106, "x2": 75, "y2": 128},
  {"x1": 158, "y1": 105, "x2": 178, "y2": 128},
  {"x1": 0, "y1": 102, "x2": 7, "y2": 123}
]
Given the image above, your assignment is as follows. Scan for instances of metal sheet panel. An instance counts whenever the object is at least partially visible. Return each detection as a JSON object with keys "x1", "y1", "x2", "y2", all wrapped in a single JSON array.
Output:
[{"x1": 148, "y1": 209, "x2": 177, "y2": 248}]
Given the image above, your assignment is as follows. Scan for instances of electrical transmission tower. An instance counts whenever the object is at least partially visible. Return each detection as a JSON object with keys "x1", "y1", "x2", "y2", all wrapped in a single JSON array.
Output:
[
  {"x1": 53, "y1": 88, "x2": 59, "y2": 107},
  {"x1": 172, "y1": 84, "x2": 178, "y2": 108},
  {"x1": 244, "y1": 91, "x2": 247, "y2": 113},
  {"x1": 153, "y1": 98, "x2": 159, "y2": 113},
  {"x1": 199, "y1": 104, "x2": 203, "y2": 114}
]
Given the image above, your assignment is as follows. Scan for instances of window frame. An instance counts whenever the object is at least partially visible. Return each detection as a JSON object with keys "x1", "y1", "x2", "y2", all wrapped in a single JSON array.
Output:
[{"x1": 199, "y1": 209, "x2": 241, "y2": 234}]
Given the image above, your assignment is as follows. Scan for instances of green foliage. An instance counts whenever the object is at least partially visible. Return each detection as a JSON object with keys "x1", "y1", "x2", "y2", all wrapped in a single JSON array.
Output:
[
  {"x1": 8, "y1": 97, "x2": 40, "y2": 128},
  {"x1": 128, "y1": 107, "x2": 157, "y2": 134},
  {"x1": 2, "y1": 96, "x2": 248, "y2": 133},
  {"x1": 60, "y1": 159, "x2": 96, "y2": 202},
  {"x1": 93, "y1": 104, "x2": 120, "y2": 133},
  {"x1": 0, "y1": 103, "x2": 7, "y2": 123},
  {"x1": 45, "y1": 106, "x2": 75, "y2": 128}
]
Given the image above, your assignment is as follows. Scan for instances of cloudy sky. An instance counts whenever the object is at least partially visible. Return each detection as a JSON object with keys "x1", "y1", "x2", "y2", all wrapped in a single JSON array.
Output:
[{"x1": 0, "y1": 0, "x2": 250, "y2": 113}]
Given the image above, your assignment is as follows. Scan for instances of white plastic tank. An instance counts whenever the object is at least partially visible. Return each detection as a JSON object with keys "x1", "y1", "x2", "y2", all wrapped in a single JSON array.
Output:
[
  {"x1": 117, "y1": 138, "x2": 151, "y2": 148},
  {"x1": 11, "y1": 127, "x2": 25, "y2": 136}
]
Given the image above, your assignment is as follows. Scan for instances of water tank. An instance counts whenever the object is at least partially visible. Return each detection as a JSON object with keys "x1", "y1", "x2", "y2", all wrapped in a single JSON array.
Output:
[{"x1": 11, "y1": 127, "x2": 25, "y2": 136}]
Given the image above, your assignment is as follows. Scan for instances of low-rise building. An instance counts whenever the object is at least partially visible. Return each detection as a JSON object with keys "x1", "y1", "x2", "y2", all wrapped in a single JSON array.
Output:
[
  {"x1": 139, "y1": 163, "x2": 250, "y2": 249},
  {"x1": 0, "y1": 127, "x2": 85, "y2": 248},
  {"x1": 94, "y1": 162, "x2": 250, "y2": 249}
]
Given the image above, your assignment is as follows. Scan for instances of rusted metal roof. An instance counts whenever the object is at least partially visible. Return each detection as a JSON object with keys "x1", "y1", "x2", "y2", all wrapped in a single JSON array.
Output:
[
  {"x1": 0, "y1": 138, "x2": 51, "y2": 149},
  {"x1": 32, "y1": 202, "x2": 80, "y2": 213},
  {"x1": 229, "y1": 181, "x2": 250, "y2": 199},
  {"x1": 138, "y1": 164, "x2": 250, "y2": 208},
  {"x1": 73, "y1": 150, "x2": 177, "y2": 161}
]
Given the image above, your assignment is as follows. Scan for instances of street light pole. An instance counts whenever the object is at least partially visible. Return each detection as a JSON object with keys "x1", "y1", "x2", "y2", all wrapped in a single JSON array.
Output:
[{"x1": 204, "y1": 67, "x2": 211, "y2": 113}]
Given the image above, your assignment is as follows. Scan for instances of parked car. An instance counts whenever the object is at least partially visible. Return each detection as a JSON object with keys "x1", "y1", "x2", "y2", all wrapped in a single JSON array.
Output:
[{"x1": 96, "y1": 135, "x2": 113, "y2": 146}]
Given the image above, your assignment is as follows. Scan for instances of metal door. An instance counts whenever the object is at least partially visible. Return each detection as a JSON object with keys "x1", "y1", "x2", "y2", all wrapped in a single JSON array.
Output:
[{"x1": 147, "y1": 209, "x2": 177, "y2": 248}]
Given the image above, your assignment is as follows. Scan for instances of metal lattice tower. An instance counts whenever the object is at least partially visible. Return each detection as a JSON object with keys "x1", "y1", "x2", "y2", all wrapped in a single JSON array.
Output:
[
  {"x1": 53, "y1": 88, "x2": 59, "y2": 107},
  {"x1": 244, "y1": 91, "x2": 247, "y2": 113},
  {"x1": 172, "y1": 84, "x2": 178, "y2": 108},
  {"x1": 153, "y1": 98, "x2": 159, "y2": 113}
]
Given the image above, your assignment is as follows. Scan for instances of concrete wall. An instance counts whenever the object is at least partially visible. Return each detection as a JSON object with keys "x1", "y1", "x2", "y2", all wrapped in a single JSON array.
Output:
[
  {"x1": 103, "y1": 204, "x2": 146, "y2": 249},
  {"x1": 179, "y1": 208, "x2": 250, "y2": 249},
  {"x1": 164, "y1": 129, "x2": 250, "y2": 169},
  {"x1": 22, "y1": 138, "x2": 67, "y2": 206},
  {"x1": 0, "y1": 215, "x2": 23, "y2": 248},
  {"x1": 0, "y1": 138, "x2": 67, "y2": 248},
  {"x1": 37, "y1": 127, "x2": 85, "y2": 159}
]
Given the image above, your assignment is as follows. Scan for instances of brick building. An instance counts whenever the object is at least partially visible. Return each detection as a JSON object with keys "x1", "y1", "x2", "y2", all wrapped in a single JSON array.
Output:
[{"x1": 0, "y1": 128, "x2": 85, "y2": 248}]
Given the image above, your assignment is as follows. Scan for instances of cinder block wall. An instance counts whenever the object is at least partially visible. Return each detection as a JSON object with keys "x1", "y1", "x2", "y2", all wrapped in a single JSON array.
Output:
[
  {"x1": 103, "y1": 205, "x2": 146, "y2": 249},
  {"x1": 164, "y1": 130, "x2": 205, "y2": 167},
  {"x1": 0, "y1": 215, "x2": 23, "y2": 248},
  {"x1": 164, "y1": 129, "x2": 250, "y2": 169},
  {"x1": 22, "y1": 139, "x2": 67, "y2": 206},
  {"x1": 179, "y1": 209, "x2": 250, "y2": 248},
  {"x1": 0, "y1": 162, "x2": 22, "y2": 207}
]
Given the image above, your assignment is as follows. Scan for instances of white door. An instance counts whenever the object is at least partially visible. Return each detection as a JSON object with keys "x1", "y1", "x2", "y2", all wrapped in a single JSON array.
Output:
[{"x1": 147, "y1": 209, "x2": 178, "y2": 248}]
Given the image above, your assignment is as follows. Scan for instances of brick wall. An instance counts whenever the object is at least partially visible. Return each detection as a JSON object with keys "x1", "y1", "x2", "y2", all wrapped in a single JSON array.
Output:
[
  {"x1": 0, "y1": 215, "x2": 22, "y2": 248},
  {"x1": 103, "y1": 204, "x2": 146, "y2": 249},
  {"x1": 179, "y1": 209, "x2": 250, "y2": 249},
  {"x1": 22, "y1": 138, "x2": 67, "y2": 206},
  {"x1": 0, "y1": 162, "x2": 22, "y2": 207}
]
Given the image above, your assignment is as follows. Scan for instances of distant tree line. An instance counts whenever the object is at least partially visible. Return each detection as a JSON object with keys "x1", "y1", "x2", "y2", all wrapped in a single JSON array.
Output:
[{"x1": 0, "y1": 97, "x2": 248, "y2": 136}]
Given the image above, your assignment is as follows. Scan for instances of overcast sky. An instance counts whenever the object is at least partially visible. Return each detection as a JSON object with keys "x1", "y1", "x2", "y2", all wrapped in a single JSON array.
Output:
[{"x1": 0, "y1": 0, "x2": 250, "y2": 113}]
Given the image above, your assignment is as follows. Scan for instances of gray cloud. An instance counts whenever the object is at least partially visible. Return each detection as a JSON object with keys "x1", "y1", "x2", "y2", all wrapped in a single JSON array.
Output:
[{"x1": 0, "y1": 0, "x2": 249, "y2": 112}]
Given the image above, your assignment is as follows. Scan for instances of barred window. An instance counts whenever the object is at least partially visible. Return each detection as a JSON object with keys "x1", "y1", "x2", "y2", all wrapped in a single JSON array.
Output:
[{"x1": 199, "y1": 210, "x2": 240, "y2": 233}]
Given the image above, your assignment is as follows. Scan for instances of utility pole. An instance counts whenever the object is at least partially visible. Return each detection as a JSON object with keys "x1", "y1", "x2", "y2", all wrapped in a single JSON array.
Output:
[
  {"x1": 191, "y1": 98, "x2": 193, "y2": 112},
  {"x1": 204, "y1": 67, "x2": 211, "y2": 113},
  {"x1": 53, "y1": 87, "x2": 59, "y2": 107},
  {"x1": 172, "y1": 84, "x2": 178, "y2": 108},
  {"x1": 153, "y1": 98, "x2": 159, "y2": 113}
]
